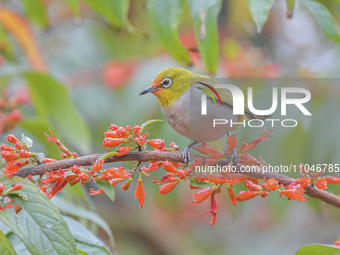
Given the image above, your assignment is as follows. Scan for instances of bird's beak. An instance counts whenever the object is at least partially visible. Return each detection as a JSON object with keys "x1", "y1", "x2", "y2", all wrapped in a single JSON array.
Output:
[{"x1": 139, "y1": 86, "x2": 158, "y2": 95}]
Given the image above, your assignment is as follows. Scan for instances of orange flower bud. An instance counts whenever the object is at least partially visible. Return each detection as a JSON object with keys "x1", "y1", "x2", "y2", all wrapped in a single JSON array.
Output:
[
  {"x1": 266, "y1": 178, "x2": 279, "y2": 191},
  {"x1": 226, "y1": 134, "x2": 237, "y2": 154},
  {"x1": 1, "y1": 151, "x2": 20, "y2": 162},
  {"x1": 18, "y1": 150, "x2": 33, "y2": 158},
  {"x1": 333, "y1": 241, "x2": 340, "y2": 246},
  {"x1": 7, "y1": 182, "x2": 23, "y2": 192},
  {"x1": 159, "y1": 181, "x2": 180, "y2": 195},
  {"x1": 4, "y1": 160, "x2": 27, "y2": 177},
  {"x1": 92, "y1": 160, "x2": 105, "y2": 172},
  {"x1": 6, "y1": 134, "x2": 20, "y2": 145},
  {"x1": 143, "y1": 162, "x2": 162, "y2": 172},
  {"x1": 227, "y1": 186, "x2": 237, "y2": 205},
  {"x1": 194, "y1": 143, "x2": 224, "y2": 159},
  {"x1": 325, "y1": 177, "x2": 340, "y2": 184},
  {"x1": 103, "y1": 138, "x2": 124, "y2": 148},
  {"x1": 104, "y1": 130, "x2": 121, "y2": 138},
  {"x1": 0, "y1": 143, "x2": 15, "y2": 151},
  {"x1": 315, "y1": 179, "x2": 327, "y2": 190},
  {"x1": 147, "y1": 139, "x2": 165, "y2": 150},
  {"x1": 116, "y1": 146, "x2": 131, "y2": 156},
  {"x1": 103, "y1": 167, "x2": 130, "y2": 178},
  {"x1": 134, "y1": 135, "x2": 146, "y2": 145},
  {"x1": 245, "y1": 180, "x2": 262, "y2": 191},
  {"x1": 116, "y1": 127, "x2": 130, "y2": 137},
  {"x1": 88, "y1": 188, "x2": 104, "y2": 196},
  {"x1": 121, "y1": 177, "x2": 133, "y2": 190},
  {"x1": 133, "y1": 125, "x2": 141, "y2": 135},
  {"x1": 162, "y1": 161, "x2": 178, "y2": 173},
  {"x1": 109, "y1": 178, "x2": 122, "y2": 187},
  {"x1": 135, "y1": 177, "x2": 145, "y2": 208},
  {"x1": 278, "y1": 188, "x2": 307, "y2": 201},
  {"x1": 236, "y1": 191, "x2": 261, "y2": 201},
  {"x1": 190, "y1": 187, "x2": 216, "y2": 205},
  {"x1": 109, "y1": 123, "x2": 119, "y2": 131}
]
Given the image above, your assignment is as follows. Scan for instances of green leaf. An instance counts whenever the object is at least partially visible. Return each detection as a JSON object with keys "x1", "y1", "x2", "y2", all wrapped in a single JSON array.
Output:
[
  {"x1": 20, "y1": 0, "x2": 49, "y2": 28},
  {"x1": 97, "y1": 152, "x2": 118, "y2": 161},
  {"x1": 21, "y1": 134, "x2": 33, "y2": 147},
  {"x1": 188, "y1": 0, "x2": 222, "y2": 74},
  {"x1": 23, "y1": 72, "x2": 92, "y2": 154},
  {"x1": 296, "y1": 244, "x2": 340, "y2": 255},
  {"x1": 63, "y1": 216, "x2": 112, "y2": 255},
  {"x1": 140, "y1": 119, "x2": 163, "y2": 133},
  {"x1": 303, "y1": 0, "x2": 340, "y2": 43},
  {"x1": 83, "y1": 0, "x2": 133, "y2": 30},
  {"x1": 147, "y1": 0, "x2": 192, "y2": 66},
  {"x1": 77, "y1": 249, "x2": 89, "y2": 255},
  {"x1": 0, "y1": 176, "x2": 77, "y2": 255},
  {"x1": 6, "y1": 233, "x2": 31, "y2": 255},
  {"x1": 0, "y1": 229, "x2": 16, "y2": 255},
  {"x1": 52, "y1": 196, "x2": 115, "y2": 249},
  {"x1": 248, "y1": 0, "x2": 275, "y2": 33},
  {"x1": 190, "y1": 179, "x2": 212, "y2": 188},
  {"x1": 96, "y1": 179, "x2": 115, "y2": 201}
]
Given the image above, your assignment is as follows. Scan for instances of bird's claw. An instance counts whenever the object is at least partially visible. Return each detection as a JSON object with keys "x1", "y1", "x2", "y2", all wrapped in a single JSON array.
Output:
[
  {"x1": 182, "y1": 146, "x2": 191, "y2": 166},
  {"x1": 229, "y1": 148, "x2": 239, "y2": 166}
]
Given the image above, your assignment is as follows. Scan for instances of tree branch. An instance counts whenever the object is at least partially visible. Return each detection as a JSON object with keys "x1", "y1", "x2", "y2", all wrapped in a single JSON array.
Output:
[{"x1": 14, "y1": 151, "x2": 340, "y2": 209}]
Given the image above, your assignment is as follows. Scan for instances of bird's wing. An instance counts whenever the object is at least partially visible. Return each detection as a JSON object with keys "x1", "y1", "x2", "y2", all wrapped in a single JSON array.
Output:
[{"x1": 192, "y1": 77, "x2": 263, "y2": 120}]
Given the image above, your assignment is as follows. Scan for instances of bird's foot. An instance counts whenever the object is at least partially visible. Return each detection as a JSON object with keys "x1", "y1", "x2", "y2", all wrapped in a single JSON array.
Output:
[
  {"x1": 229, "y1": 148, "x2": 239, "y2": 166},
  {"x1": 182, "y1": 146, "x2": 191, "y2": 166}
]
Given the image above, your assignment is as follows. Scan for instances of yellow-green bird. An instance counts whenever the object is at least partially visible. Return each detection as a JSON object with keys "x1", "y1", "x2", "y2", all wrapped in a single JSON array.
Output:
[{"x1": 139, "y1": 67, "x2": 262, "y2": 162}]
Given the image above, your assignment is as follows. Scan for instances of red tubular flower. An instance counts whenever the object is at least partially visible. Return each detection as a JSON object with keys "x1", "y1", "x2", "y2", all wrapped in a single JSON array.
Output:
[
  {"x1": 6, "y1": 182, "x2": 23, "y2": 192},
  {"x1": 325, "y1": 177, "x2": 340, "y2": 184},
  {"x1": 109, "y1": 123, "x2": 119, "y2": 131},
  {"x1": 191, "y1": 187, "x2": 216, "y2": 205},
  {"x1": 4, "y1": 204, "x2": 13, "y2": 210},
  {"x1": 245, "y1": 180, "x2": 262, "y2": 191},
  {"x1": 194, "y1": 143, "x2": 224, "y2": 159},
  {"x1": 135, "y1": 135, "x2": 146, "y2": 145},
  {"x1": 102, "y1": 166, "x2": 130, "y2": 178},
  {"x1": 240, "y1": 129, "x2": 272, "y2": 153},
  {"x1": 104, "y1": 130, "x2": 121, "y2": 138},
  {"x1": 116, "y1": 127, "x2": 130, "y2": 137},
  {"x1": 92, "y1": 160, "x2": 105, "y2": 172},
  {"x1": 236, "y1": 191, "x2": 261, "y2": 201},
  {"x1": 0, "y1": 183, "x2": 5, "y2": 195},
  {"x1": 208, "y1": 195, "x2": 217, "y2": 226},
  {"x1": 18, "y1": 150, "x2": 32, "y2": 158},
  {"x1": 4, "y1": 160, "x2": 27, "y2": 177},
  {"x1": 103, "y1": 138, "x2": 124, "y2": 148},
  {"x1": 159, "y1": 181, "x2": 180, "y2": 195},
  {"x1": 315, "y1": 179, "x2": 327, "y2": 190},
  {"x1": 121, "y1": 177, "x2": 132, "y2": 190},
  {"x1": 143, "y1": 162, "x2": 162, "y2": 172},
  {"x1": 133, "y1": 125, "x2": 141, "y2": 135},
  {"x1": 227, "y1": 186, "x2": 237, "y2": 205},
  {"x1": 0, "y1": 143, "x2": 15, "y2": 151},
  {"x1": 225, "y1": 134, "x2": 237, "y2": 154},
  {"x1": 49, "y1": 180, "x2": 68, "y2": 198},
  {"x1": 135, "y1": 177, "x2": 145, "y2": 208},
  {"x1": 116, "y1": 146, "x2": 131, "y2": 156},
  {"x1": 6, "y1": 134, "x2": 21, "y2": 145},
  {"x1": 1, "y1": 151, "x2": 20, "y2": 162},
  {"x1": 266, "y1": 178, "x2": 279, "y2": 191},
  {"x1": 278, "y1": 187, "x2": 307, "y2": 201},
  {"x1": 88, "y1": 188, "x2": 104, "y2": 196},
  {"x1": 109, "y1": 178, "x2": 122, "y2": 187},
  {"x1": 162, "y1": 161, "x2": 178, "y2": 173},
  {"x1": 147, "y1": 139, "x2": 165, "y2": 150},
  {"x1": 261, "y1": 191, "x2": 269, "y2": 198}
]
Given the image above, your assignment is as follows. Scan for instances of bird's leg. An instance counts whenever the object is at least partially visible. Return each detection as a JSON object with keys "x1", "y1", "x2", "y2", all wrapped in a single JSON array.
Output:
[
  {"x1": 229, "y1": 148, "x2": 239, "y2": 166},
  {"x1": 182, "y1": 141, "x2": 199, "y2": 166}
]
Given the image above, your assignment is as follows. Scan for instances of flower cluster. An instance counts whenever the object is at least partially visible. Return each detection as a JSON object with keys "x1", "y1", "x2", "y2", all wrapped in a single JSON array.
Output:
[
  {"x1": 0, "y1": 89, "x2": 27, "y2": 134},
  {"x1": 1, "y1": 122, "x2": 340, "y2": 225}
]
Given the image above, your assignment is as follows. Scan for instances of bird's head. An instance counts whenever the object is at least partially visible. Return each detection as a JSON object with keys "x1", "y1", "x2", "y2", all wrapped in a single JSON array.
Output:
[{"x1": 139, "y1": 67, "x2": 193, "y2": 107}]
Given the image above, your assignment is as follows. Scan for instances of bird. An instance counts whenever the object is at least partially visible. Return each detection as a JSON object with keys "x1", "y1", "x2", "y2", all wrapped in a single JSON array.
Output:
[{"x1": 139, "y1": 67, "x2": 264, "y2": 163}]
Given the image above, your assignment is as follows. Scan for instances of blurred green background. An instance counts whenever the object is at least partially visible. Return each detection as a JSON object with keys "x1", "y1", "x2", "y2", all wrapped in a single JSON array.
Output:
[{"x1": 1, "y1": 0, "x2": 340, "y2": 254}]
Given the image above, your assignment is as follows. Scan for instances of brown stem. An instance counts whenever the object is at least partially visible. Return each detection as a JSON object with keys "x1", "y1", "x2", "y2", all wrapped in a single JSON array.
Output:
[{"x1": 15, "y1": 151, "x2": 340, "y2": 209}]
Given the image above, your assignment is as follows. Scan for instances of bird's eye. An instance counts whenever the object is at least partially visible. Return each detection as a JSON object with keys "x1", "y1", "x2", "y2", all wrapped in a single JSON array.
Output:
[{"x1": 161, "y1": 77, "x2": 172, "y2": 88}]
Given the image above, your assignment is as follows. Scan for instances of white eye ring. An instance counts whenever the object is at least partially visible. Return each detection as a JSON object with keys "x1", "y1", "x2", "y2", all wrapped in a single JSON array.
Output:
[{"x1": 161, "y1": 77, "x2": 172, "y2": 88}]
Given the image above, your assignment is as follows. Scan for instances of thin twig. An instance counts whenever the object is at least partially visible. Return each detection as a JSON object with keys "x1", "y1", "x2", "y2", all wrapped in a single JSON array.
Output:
[{"x1": 14, "y1": 151, "x2": 340, "y2": 209}]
